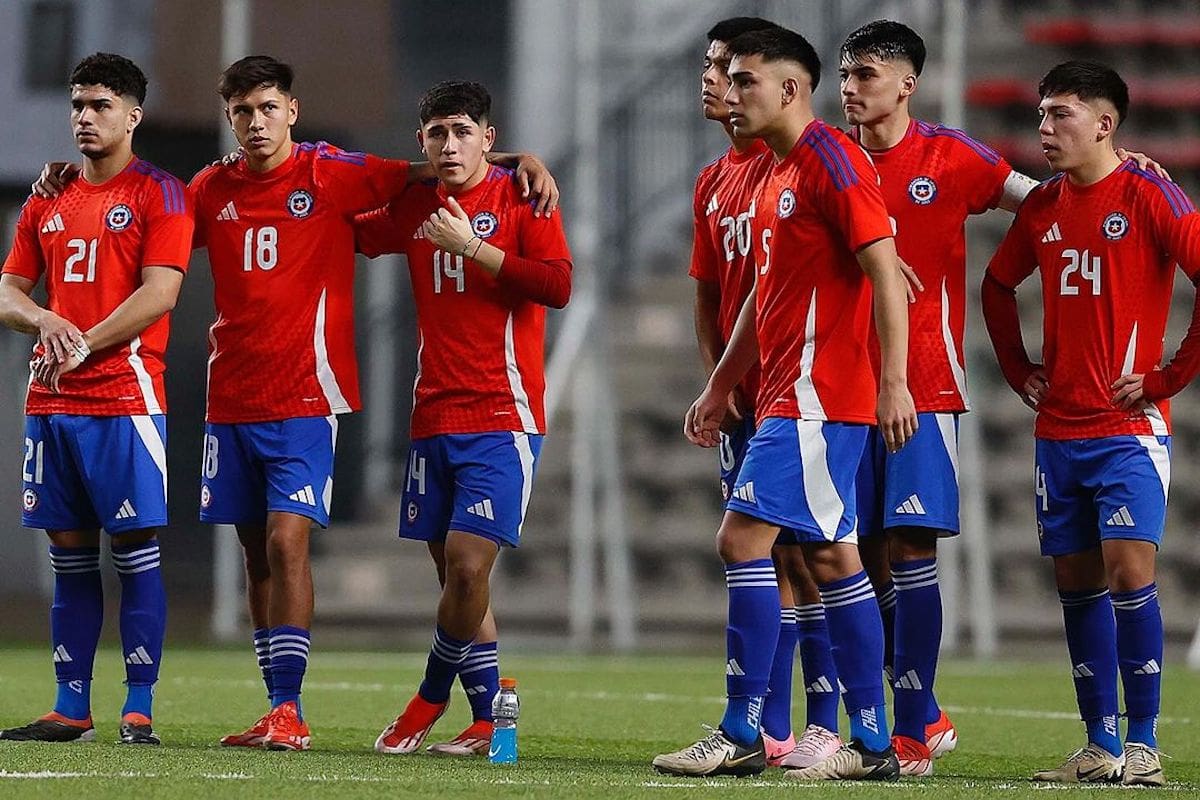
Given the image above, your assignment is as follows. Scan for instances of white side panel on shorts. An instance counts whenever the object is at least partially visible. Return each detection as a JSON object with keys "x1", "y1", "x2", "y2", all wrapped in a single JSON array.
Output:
[
  {"x1": 512, "y1": 431, "x2": 536, "y2": 534},
  {"x1": 936, "y1": 412, "x2": 960, "y2": 484},
  {"x1": 323, "y1": 415, "x2": 339, "y2": 515},
  {"x1": 1136, "y1": 434, "x2": 1171, "y2": 503},
  {"x1": 127, "y1": 336, "x2": 162, "y2": 415},
  {"x1": 131, "y1": 415, "x2": 168, "y2": 501},
  {"x1": 795, "y1": 419, "x2": 846, "y2": 542},
  {"x1": 313, "y1": 288, "x2": 351, "y2": 414}
]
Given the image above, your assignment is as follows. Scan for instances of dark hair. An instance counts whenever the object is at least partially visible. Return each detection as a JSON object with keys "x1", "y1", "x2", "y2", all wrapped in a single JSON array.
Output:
[
  {"x1": 707, "y1": 17, "x2": 780, "y2": 45},
  {"x1": 419, "y1": 81, "x2": 491, "y2": 125},
  {"x1": 725, "y1": 27, "x2": 822, "y2": 92},
  {"x1": 1039, "y1": 60, "x2": 1129, "y2": 126},
  {"x1": 69, "y1": 53, "x2": 147, "y2": 104},
  {"x1": 840, "y1": 20, "x2": 926, "y2": 76},
  {"x1": 218, "y1": 55, "x2": 294, "y2": 101}
]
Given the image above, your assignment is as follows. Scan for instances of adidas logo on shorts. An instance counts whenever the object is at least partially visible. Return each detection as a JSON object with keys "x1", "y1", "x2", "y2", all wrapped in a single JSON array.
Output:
[
  {"x1": 114, "y1": 499, "x2": 138, "y2": 520},
  {"x1": 466, "y1": 499, "x2": 496, "y2": 521},
  {"x1": 288, "y1": 485, "x2": 317, "y2": 506},
  {"x1": 1105, "y1": 506, "x2": 1136, "y2": 527},
  {"x1": 732, "y1": 482, "x2": 757, "y2": 504},
  {"x1": 894, "y1": 494, "x2": 926, "y2": 515}
]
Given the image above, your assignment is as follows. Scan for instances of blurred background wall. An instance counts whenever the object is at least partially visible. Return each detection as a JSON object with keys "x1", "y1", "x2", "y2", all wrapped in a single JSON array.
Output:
[{"x1": 0, "y1": 0, "x2": 1198, "y2": 660}]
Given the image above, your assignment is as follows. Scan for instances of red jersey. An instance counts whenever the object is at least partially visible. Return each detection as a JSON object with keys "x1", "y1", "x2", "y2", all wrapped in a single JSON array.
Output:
[
  {"x1": 3, "y1": 157, "x2": 193, "y2": 416},
  {"x1": 856, "y1": 120, "x2": 1013, "y2": 412},
  {"x1": 190, "y1": 142, "x2": 410, "y2": 423},
  {"x1": 753, "y1": 120, "x2": 895, "y2": 424},
  {"x1": 986, "y1": 161, "x2": 1200, "y2": 438},
  {"x1": 689, "y1": 139, "x2": 772, "y2": 407},
  {"x1": 354, "y1": 166, "x2": 572, "y2": 439}
]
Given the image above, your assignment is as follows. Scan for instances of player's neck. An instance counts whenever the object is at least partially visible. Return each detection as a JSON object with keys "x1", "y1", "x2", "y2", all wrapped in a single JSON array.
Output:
[
  {"x1": 444, "y1": 161, "x2": 490, "y2": 195},
  {"x1": 722, "y1": 120, "x2": 758, "y2": 155},
  {"x1": 81, "y1": 146, "x2": 134, "y2": 185},
  {"x1": 857, "y1": 109, "x2": 911, "y2": 151},
  {"x1": 764, "y1": 109, "x2": 816, "y2": 160},
  {"x1": 246, "y1": 138, "x2": 294, "y2": 173},
  {"x1": 1065, "y1": 148, "x2": 1122, "y2": 187}
]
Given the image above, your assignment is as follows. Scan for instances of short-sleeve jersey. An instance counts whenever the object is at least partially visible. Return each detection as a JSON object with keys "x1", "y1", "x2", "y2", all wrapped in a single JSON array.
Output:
[
  {"x1": 2, "y1": 157, "x2": 193, "y2": 416},
  {"x1": 354, "y1": 165, "x2": 572, "y2": 438},
  {"x1": 190, "y1": 142, "x2": 409, "y2": 423},
  {"x1": 689, "y1": 139, "x2": 772, "y2": 406},
  {"x1": 987, "y1": 161, "x2": 1200, "y2": 439},
  {"x1": 753, "y1": 120, "x2": 895, "y2": 424},
  {"x1": 856, "y1": 120, "x2": 1013, "y2": 412}
]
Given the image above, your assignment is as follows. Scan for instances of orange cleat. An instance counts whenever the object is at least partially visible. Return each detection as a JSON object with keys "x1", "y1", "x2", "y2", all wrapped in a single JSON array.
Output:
[
  {"x1": 375, "y1": 694, "x2": 447, "y2": 754},
  {"x1": 427, "y1": 719, "x2": 493, "y2": 756},
  {"x1": 219, "y1": 711, "x2": 272, "y2": 748},
  {"x1": 893, "y1": 734, "x2": 934, "y2": 776},
  {"x1": 262, "y1": 701, "x2": 311, "y2": 751},
  {"x1": 925, "y1": 710, "x2": 958, "y2": 759}
]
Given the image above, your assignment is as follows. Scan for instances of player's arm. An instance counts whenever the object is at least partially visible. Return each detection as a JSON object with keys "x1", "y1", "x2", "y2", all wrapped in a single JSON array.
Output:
[
  {"x1": 694, "y1": 278, "x2": 723, "y2": 374},
  {"x1": 685, "y1": 286, "x2": 756, "y2": 447},
  {"x1": 857, "y1": 238, "x2": 917, "y2": 452},
  {"x1": 997, "y1": 171, "x2": 1039, "y2": 212},
  {"x1": 406, "y1": 153, "x2": 559, "y2": 217},
  {"x1": 981, "y1": 213, "x2": 1044, "y2": 408},
  {"x1": 0, "y1": 274, "x2": 86, "y2": 364}
]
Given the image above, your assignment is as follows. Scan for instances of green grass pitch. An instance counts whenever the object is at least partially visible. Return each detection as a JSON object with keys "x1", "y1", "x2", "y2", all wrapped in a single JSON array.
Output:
[{"x1": 1, "y1": 646, "x2": 1198, "y2": 798}]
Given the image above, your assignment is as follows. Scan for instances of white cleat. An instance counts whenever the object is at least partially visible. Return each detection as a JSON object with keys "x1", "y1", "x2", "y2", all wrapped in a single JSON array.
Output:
[
  {"x1": 1122, "y1": 742, "x2": 1165, "y2": 787},
  {"x1": 1031, "y1": 744, "x2": 1124, "y2": 783},
  {"x1": 651, "y1": 725, "x2": 766, "y2": 777},
  {"x1": 777, "y1": 724, "x2": 842, "y2": 770}
]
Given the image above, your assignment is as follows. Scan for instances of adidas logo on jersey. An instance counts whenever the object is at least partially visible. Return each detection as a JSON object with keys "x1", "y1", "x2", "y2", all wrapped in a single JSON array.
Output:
[
  {"x1": 466, "y1": 499, "x2": 496, "y2": 521},
  {"x1": 52, "y1": 644, "x2": 72, "y2": 663},
  {"x1": 1105, "y1": 506, "x2": 1136, "y2": 527},
  {"x1": 705, "y1": 194, "x2": 719, "y2": 216},
  {"x1": 732, "y1": 482, "x2": 757, "y2": 504},
  {"x1": 894, "y1": 494, "x2": 926, "y2": 515},
  {"x1": 805, "y1": 675, "x2": 835, "y2": 694},
  {"x1": 1071, "y1": 662, "x2": 1094, "y2": 678},
  {"x1": 40, "y1": 214, "x2": 65, "y2": 234},
  {"x1": 216, "y1": 201, "x2": 239, "y2": 221},
  {"x1": 114, "y1": 499, "x2": 137, "y2": 520},
  {"x1": 288, "y1": 485, "x2": 317, "y2": 506},
  {"x1": 894, "y1": 669, "x2": 924, "y2": 691},
  {"x1": 1041, "y1": 222, "x2": 1063, "y2": 243},
  {"x1": 1134, "y1": 659, "x2": 1162, "y2": 675},
  {"x1": 125, "y1": 646, "x2": 155, "y2": 666},
  {"x1": 726, "y1": 659, "x2": 745, "y2": 677}
]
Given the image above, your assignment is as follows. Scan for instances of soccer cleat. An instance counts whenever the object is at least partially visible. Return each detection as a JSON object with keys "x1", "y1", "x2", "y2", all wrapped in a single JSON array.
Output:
[
  {"x1": 1031, "y1": 744, "x2": 1124, "y2": 783},
  {"x1": 777, "y1": 724, "x2": 843, "y2": 769},
  {"x1": 925, "y1": 709, "x2": 958, "y2": 758},
  {"x1": 118, "y1": 713, "x2": 160, "y2": 745},
  {"x1": 427, "y1": 719, "x2": 493, "y2": 756},
  {"x1": 782, "y1": 738, "x2": 900, "y2": 782},
  {"x1": 375, "y1": 694, "x2": 448, "y2": 755},
  {"x1": 762, "y1": 731, "x2": 796, "y2": 767},
  {"x1": 651, "y1": 725, "x2": 766, "y2": 777},
  {"x1": 219, "y1": 712, "x2": 272, "y2": 748},
  {"x1": 262, "y1": 701, "x2": 311, "y2": 751},
  {"x1": 893, "y1": 734, "x2": 933, "y2": 777},
  {"x1": 0, "y1": 712, "x2": 95, "y2": 742},
  {"x1": 1122, "y1": 742, "x2": 1165, "y2": 787}
]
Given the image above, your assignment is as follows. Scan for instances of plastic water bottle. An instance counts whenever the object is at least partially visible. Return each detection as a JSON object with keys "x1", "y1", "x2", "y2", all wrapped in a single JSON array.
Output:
[{"x1": 489, "y1": 677, "x2": 519, "y2": 764}]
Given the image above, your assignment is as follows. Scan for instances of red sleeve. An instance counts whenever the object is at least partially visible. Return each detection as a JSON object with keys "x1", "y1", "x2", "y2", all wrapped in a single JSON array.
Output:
[
  {"x1": 1141, "y1": 190, "x2": 1200, "y2": 400},
  {"x1": 985, "y1": 206, "x2": 1039, "y2": 290},
  {"x1": 2, "y1": 198, "x2": 46, "y2": 282},
  {"x1": 498, "y1": 202, "x2": 572, "y2": 307},
  {"x1": 188, "y1": 171, "x2": 208, "y2": 249},
  {"x1": 688, "y1": 170, "x2": 719, "y2": 282},
  {"x1": 140, "y1": 175, "x2": 195, "y2": 271},
  {"x1": 314, "y1": 142, "x2": 410, "y2": 216},
  {"x1": 353, "y1": 203, "x2": 408, "y2": 258},
  {"x1": 982, "y1": 210, "x2": 1039, "y2": 392},
  {"x1": 817, "y1": 143, "x2": 894, "y2": 252},
  {"x1": 952, "y1": 138, "x2": 1013, "y2": 214}
]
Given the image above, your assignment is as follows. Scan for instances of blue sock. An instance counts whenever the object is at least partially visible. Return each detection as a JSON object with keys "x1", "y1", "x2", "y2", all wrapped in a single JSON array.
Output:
[
  {"x1": 254, "y1": 627, "x2": 273, "y2": 704},
  {"x1": 112, "y1": 540, "x2": 166, "y2": 719},
  {"x1": 891, "y1": 558, "x2": 942, "y2": 741},
  {"x1": 419, "y1": 625, "x2": 473, "y2": 704},
  {"x1": 1060, "y1": 588, "x2": 1121, "y2": 757},
  {"x1": 48, "y1": 546, "x2": 103, "y2": 721},
  {"x1": 719, "y1": 559, "x2": 779, "y2": 746},
  {"x1": 820, "y1": 571, "x2": 889, "y2": 752},
  {"x1": 876, "y1": 579, "x2": 897, "y2": 684},
  {"x1": 458, "y1": 641, "x2": 499, "y2": 722},
  {"x1": 762, "y1": 606, "x2": 797, "y2": 741},
  {"x1": 796, "y1": 603, "x2": 840, "y2": 732},
  {"x1": 269, "y1": 625, "x2": 310, "y2": 718},
  {"x1": 1112, "y1": 583, "x2": 1162, "y2": 748}
]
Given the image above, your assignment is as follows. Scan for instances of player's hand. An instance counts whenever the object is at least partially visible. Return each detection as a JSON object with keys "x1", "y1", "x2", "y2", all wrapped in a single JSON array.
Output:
[
  {"x1": 35, "y1": 310, "x2": 85, "y2": 365},
  {"x1": 898, "y1": 256, "x2": 924, "y2": 304},
  {"x1": 719, "y1": 391, "x2": 745, "y2": 435},
  {"x1": 422, "y1": 196, "x2": 476, "y2": 255},
  {"x1": 1117, "y1": 148, "x2": 1170, "y2": 181},
  {"x1": 1111, "y1": 373, "x2": 1150, "y2": 411},
  {"x1": 684, "y1": 386, "x2": 727, "y2": 447},
  {"x1": 1021, "y1": 366, "x2": 1049, "y2": 410},
  {"x1": 514, "y1": 154, "x2": 560, "y2": 217},
  {"x1": 32, "y1": 162, "x2": 80, "y2": 199},
  {"x1": 35, "y1": 350, "x2": 84, "y2": 393},
  {"x1": 211, "y1": 147, "x2": 245, "y2": 168},
  {"x1": 876, "y1": 381, "x2": 917, "y2": 453}
]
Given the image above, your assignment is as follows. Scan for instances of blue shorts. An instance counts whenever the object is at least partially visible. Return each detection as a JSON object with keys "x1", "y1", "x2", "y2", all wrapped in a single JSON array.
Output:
[
  {"x1": 22, "y1": 414, "x2": 168, "y2": 534},
  {"x1": 857, "y1": 412, "x2": 960, "y2": 538},
  {"x1": 726, "y1": 417, "x2": 867, "y2": 544},
  {"x1": 1035, "y1": 436, "x2": 1170, "y2": 556},
  {"x1": 400, "y1": 432, "x2": 543, "y2": 548},
  {"x1": 720, "y1": 414, "x2": 801, "y2": 545},
  {"x1": 200, "y1": 417, "x2": 338, "y2": 528}
]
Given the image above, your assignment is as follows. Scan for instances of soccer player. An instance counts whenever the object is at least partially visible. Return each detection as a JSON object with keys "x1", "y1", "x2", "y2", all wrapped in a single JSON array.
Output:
[
  {"x1": 689, "y1": 16, "x2": 841, "y2": 769},
  {"x1": 654, "y1": 27, "x2": 916, "y2": 781},
  {"x1": 0, "y1": 53, "x2": 192, "y2": 745},
  {"x1": 353, "y1": 80, "x2": 571, "y2": 756},
  {"x1": 982, "y1": 61, "x2": 1200, "y2": 786}
]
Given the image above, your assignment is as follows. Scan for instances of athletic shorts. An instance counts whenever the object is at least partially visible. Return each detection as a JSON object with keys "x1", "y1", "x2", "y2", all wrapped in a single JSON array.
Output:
[
  {"x1": 200, "y1": 416, "x2": 338, "y2": 528},
  {"x1": 400, "y1": 431, "x2": 544, "y2": 548},
  {"x1": 720, "y1": 414, "x2": 802, "y2": 545},
  {"x1": 725, "y1": 416, "x2": 867, "y2": 544},
  {"x1": 857, "y1": 412, "x2": 960, "y2": 538},
  {"x1": 22, "y1": 414, "x2": 167, "y2": 534},
  {"x1": 1035, "y1": 435, "x2": 1170, "y2": 556}
]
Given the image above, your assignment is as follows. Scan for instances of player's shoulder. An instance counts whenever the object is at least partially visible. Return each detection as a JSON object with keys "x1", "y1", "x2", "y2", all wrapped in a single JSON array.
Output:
[
  {"x1": 128, "y1": 158, "x2": 187, "y2": 214},
  {"x1": 482, "y1": 164, "x2": 543, "y2": 216},
  {"x1": 800, "y1": 119, "x2": 872, "y2": 190},
  {"x1": 304, "y1": 140, "x2": 369, "y2": 169},
  {"x1": 1122, "y1": 162, "x2": 1196, "y2": 219},
  {"x1": 911, "y1": 120, "x2": 1004, "y2": 166},
  {"x1": 16, "y1": 191, "x2": 51, "y2": 218}
]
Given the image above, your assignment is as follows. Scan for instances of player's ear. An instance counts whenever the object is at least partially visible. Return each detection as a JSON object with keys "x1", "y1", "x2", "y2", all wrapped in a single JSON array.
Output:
[
  {"x1": 287, "y1": 97, "x2": 298, "y2": 126},
  {"x1": 483, "y1": 125, "x2": 496, "y2": 153},
  {"x1": 126, "y1": 104, "x2": 143, "y2": 134},
  {"x1": 900, "y1": 72, "x2": 918, "y2": 99},
  {"x1": 416, "y1": 128, "x2": 425, "y2": 150},
  {"x1": 1097, "y1": 109, "x2": 1116, "y2": 142},
  {"x1": 780, "y1": 75, "x2": 800, "y2": 107}
]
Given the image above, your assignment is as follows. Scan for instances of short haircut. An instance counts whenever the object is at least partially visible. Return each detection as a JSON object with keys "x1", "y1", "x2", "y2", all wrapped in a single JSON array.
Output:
[
  {"x1": 706, "y1": 17, "x2": 780, "y2": 45},
  {"x1": 69, "y1": 53, "x2": 147, "y2": 105},
  {"x1": 840, "y1": 19, "x2": 927, "y2": 76},
  {"x1": 218, "y1": 55, "x2": 294, "y2": 101},
  {"x1": 725, "y1": 27, "x2": 822, "y2": 92},
  {"x1": 1038, "y1": 60, "x2": 1129, "y2": 126},
  {"x1": 419, "y1": 81, "x2": 491, "y2": 125}
]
